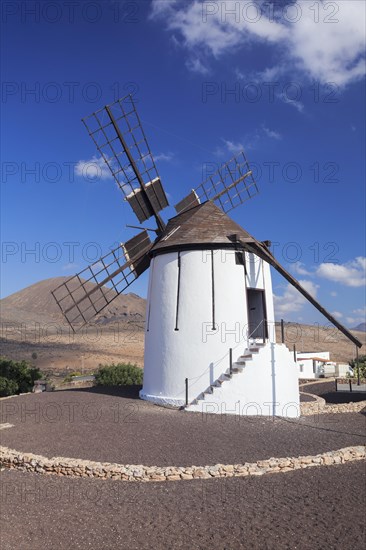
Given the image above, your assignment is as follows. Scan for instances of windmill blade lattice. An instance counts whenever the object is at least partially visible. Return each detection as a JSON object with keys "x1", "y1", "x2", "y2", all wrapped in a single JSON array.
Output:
[
  {"x1": 82, "y1": 95, "x2": 168, "y2": 225},
  {"x1": 52, "y1": 231, "x2": 152, "y2": 331},
  {"x1": 175, "y1": 151, "x2": 258, "y2": 214}
]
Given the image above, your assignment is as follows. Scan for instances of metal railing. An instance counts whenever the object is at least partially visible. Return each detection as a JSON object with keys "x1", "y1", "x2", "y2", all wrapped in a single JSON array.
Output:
[{"x1": 185, "y1": 319, "x2": 268, "y2": 406}]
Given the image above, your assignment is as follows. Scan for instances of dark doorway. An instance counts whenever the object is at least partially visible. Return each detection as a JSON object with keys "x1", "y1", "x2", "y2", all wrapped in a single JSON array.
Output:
[{"x1": 247, "y1": 289, "x2": 268, "y2": 340}]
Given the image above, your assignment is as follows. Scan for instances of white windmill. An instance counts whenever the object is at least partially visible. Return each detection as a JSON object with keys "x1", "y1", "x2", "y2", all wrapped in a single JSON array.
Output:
[{"x1": 52, "y1": 95, "x2": 362, "y2": 418}]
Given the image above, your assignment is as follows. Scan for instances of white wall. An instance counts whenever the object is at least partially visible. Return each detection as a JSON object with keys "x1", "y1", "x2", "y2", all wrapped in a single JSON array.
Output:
[
  {"x1": 245, "y1": 252, "x2": 264, "y2": 289},
  {"x1": 187, "y1": 343, "x2": 300, "y2": 418},
  {"x1": 141, "y1": 248, "x2": 277, "y2": 407}
]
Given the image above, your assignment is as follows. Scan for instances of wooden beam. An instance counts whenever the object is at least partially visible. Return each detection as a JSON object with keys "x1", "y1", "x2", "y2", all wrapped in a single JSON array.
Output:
[{"x1": 234, "y1": 236, "x2": 362, "y2": 349}]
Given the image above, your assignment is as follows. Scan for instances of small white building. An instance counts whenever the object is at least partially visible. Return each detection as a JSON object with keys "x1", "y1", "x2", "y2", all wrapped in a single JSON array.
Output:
[
  {"x1": 296, "y1": 351, "x2": 330, "y2": 379},
  {"x1": 296, "y1": 352, "x2": 354, "y2": 379},
  {"x1": 323, "y1": 362, "x2": 353, "y2": 378}
]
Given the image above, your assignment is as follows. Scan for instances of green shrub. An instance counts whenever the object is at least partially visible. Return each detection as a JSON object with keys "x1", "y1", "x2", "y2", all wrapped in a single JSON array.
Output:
[
  {"x1": 94, "y1": 363, "x2": 143, "y2": 386},
  {"x1": 0, "y1": 357, "x2": 42, "y2": 396},
  {"x1": 349, "y1": 355, "x2": 366, "y2": 379},
  {"x1": 0, "y1": 376, "x2": 19, "y2": 397}
]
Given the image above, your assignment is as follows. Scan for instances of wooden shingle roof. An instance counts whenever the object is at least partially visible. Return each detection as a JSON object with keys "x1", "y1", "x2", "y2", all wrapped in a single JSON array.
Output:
[{"x1": 151, "y1": 201, "x2": 253, "y2": 254}]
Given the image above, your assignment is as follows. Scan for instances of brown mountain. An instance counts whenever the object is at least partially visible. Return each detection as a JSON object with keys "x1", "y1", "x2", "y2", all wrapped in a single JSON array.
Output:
[
  {"x1": 0, "y1": 277, "x2": 146, "y2": 326},
  {"x1": 352, "y1": 322, "x2": 366, "y2": 332}
]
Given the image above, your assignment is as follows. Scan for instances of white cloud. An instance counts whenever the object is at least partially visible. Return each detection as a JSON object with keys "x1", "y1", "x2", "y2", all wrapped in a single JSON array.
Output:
[
  {"x1": 291, "y1": 261, "x2": 312, "y2": 276},
  {"x1": 330, "y1": 291, "x2": 338, "y2": 297},
  {"x1": 352, "y1": 306, "x2": 366, "y2": 317},
  {"x1": 217, "y1": 126, "x2": 280, "y2": 157},
  {"x1": 235, "y1": 67, "x2": 245, "y2": 80},
  {"x1": 150, "y1": 0, "x2": 178, "y2": 18},
  {"x1": 279, "y1": 93, "x2": 304, "y2": 113},
  {"x1": 262, "y1": 125, "x2": 282, "y2": 140},
  {"x1": 316, "y1": 257, "x2": 366, "y2": 287},
  {"x1": 62, "y1": 262, "x2": 79, "y2": 271},
  {"x1": 331, "y1": 311, "x2": 343, "y2": 319},
  {"x1": 186, "y1": 57, "x2": 210, "y2": 74},
  {"x1": 286, "y1": 0, "x2": 366, "y2": 87},
  {"x1": 274, "y1": 279, "x2": 319, "y2": 316},
  {"x1": 75, "y1": 156, "x2": 112, "y2": 181},
  {"x1": 151, "y1": 0, "x2": 366, "y2": 87},
  {"x1": 345, "y1": 307, "x2": 366, "y2": 327},
  {"x1": 154, "y1": 152, "x2": 174, "y2": 162},
  {"x1": 221, "y1": 139, "x2": 244, "y2": 155},
  {"x1": 216, "y1": 132, "x2": 261, "y2": 156},
  {"x1": 257, "y1": 65, "x2": 284, "y2": 81},
  {"x1": 348, "y1": 307, "x2": 366, "y2": 325}
]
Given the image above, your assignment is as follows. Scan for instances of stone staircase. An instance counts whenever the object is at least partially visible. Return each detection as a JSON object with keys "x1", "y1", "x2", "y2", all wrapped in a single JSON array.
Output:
[{"x1": 186, "y1": 342, "x2": 265, "y2": 409}]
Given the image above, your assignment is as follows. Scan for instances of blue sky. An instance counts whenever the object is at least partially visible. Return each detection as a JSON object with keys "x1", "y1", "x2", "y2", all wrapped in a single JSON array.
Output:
[{"x1": 1, "y1": 0, "x2": 365, "y2": 328}]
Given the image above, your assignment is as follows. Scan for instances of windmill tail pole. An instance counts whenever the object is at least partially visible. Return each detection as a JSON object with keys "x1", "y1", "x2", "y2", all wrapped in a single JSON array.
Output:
[{"x1": 234, "y1": 236, "x2": 363, "y2": 349}]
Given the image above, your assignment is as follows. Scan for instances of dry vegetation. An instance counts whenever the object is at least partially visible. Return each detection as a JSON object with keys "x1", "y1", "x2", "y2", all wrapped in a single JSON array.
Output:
[{"x1": 0, "y1": 278, "x2": 364, "y2": 378}]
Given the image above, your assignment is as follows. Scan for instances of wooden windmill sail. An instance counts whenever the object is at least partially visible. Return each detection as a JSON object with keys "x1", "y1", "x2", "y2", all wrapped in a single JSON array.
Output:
[
  {"x1": 52, "y1": 95, "x2": 361, "y2": 417},
  {"x1": 51, "y1": 95, "x2": 258, "y2": 329}
]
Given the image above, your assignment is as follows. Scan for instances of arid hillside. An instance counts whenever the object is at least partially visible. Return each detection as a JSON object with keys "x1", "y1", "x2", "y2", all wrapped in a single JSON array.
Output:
[
  {"x1": 0, "y1": 277, "x2": 146, "y2": 373},
  {"x1": 0, "y1": 277, "x2": 364, "y2": 376},
  {"x1": 1, "y1": 276, "x2": 146, "y2": 325}
]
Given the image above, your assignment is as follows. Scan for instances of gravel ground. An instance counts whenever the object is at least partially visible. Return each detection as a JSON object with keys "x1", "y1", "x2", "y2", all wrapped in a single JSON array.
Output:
[
  {"x1": 303, "y1": 381, "x2": 366, "y2": 404},
  {"x1": 1, "y1": 388, "x2": 365, "y2": 466},
  {"x1": 0, "y1": 462, "x2": 365, "y2": 550}
]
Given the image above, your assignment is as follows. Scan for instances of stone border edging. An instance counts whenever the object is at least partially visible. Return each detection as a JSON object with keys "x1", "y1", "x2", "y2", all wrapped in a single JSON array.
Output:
[
  {"x1": 300, "y1": 392, "x2": 326, "y2": 415},
  {"x1": 0, "y1": 445, "x2": 364, "y2": 482},
  {"x1": 321, "y1": 402, "x2": 366, "y2": 414},
  {"x1": 299, "y1": 378, "x2": 335, "y2": 388},
  {"x1": 300, "y1": 396, "x2": 366, "y2": 416}
]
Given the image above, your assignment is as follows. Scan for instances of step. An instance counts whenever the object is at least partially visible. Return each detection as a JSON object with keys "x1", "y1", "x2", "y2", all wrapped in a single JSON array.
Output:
[
  {"x1": 239, "y1": 354, "x2": 252, "y2": 361},
  {"x1": 232, "y1": 366, "x2": 244, "y2": 373}
]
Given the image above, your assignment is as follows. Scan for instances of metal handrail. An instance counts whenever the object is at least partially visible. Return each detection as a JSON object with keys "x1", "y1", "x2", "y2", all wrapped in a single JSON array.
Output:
[{"x1": 185, "y1": 319, "x2": 268, "y2": 406}]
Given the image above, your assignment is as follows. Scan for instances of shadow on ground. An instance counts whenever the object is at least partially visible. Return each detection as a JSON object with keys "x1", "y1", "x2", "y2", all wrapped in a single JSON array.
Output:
[{"x1": 56, "y1": 384, "x2": 142, "y2": 399}]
